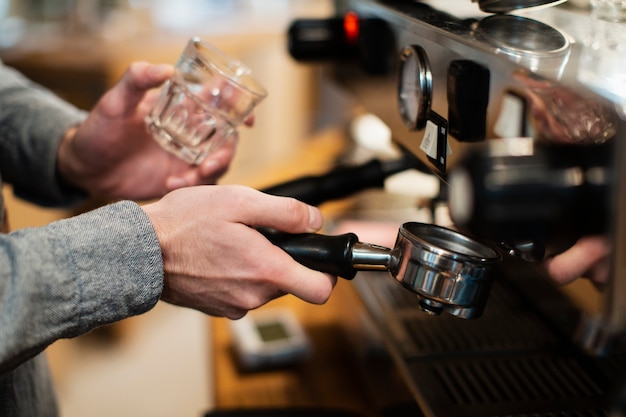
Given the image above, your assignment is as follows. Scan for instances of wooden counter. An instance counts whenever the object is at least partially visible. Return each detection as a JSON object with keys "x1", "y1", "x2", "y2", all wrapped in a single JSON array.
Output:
[
  {"x1": 210, "y1": 128, "x2": 415, "y2": 416},
  {"x1": 210, "y1": 280, "x2": 414, "y2": 416}
]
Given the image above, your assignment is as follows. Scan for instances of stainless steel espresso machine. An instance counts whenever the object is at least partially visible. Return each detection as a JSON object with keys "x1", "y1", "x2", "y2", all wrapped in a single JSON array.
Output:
[{"x1": 285, "y1": 0, "x2": 626, "y2": 415}]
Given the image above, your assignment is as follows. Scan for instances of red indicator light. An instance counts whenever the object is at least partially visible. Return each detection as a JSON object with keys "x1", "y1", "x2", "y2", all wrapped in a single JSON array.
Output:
[{"x1": 344, "y1": 11, "x2": 360, "y2": 44}]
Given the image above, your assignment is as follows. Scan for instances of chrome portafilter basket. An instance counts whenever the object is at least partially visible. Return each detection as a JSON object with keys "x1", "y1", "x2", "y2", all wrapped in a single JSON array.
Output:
[
  {"x1": 388, "y1": 223, "x2": 501, "y2": 318},
  {"x1": 260, "y1": 222, "x2": 501, "y2": 319}
]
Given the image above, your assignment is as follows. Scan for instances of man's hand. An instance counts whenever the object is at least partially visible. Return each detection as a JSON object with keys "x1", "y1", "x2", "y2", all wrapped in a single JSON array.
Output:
[
  {"x1": 142, "y1": 185, "x2": 337, "y2": 319},
  {"x1": 57, "y1": 62, "x2": 238, "y2": 201},
  {"x1": 541, "y1": 235, "x2": 611, "y2": 286}
]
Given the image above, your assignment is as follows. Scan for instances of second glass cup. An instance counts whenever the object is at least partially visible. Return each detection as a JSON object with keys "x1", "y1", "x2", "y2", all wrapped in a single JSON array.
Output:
[{"x1": 146, "y1": 37, "x2": 268, "y2": 164}]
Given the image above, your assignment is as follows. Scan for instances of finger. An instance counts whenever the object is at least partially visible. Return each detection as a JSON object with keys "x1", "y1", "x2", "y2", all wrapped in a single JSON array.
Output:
[
  {"x1": 178, "y1": 162, "x2": 226, "y2": 188},
  {"x1": 129, "y1": 62, "x2": 174, "y2": 91},
  {"x1": 198, "y1": 135, "x2": 238, "y2": 178},
  {"x1": 281, "y1": 269, "x2": 337, "y2": 305},
  {"x1": 542, "y1": 236, "x2": 610, "y2": 284},
  {"x1": 234, "y1": 189, "x2": 323, "y2": 233},
  {"x1": 244, "y1": 114, "x2": 255, "y2": 127},
  {"x1": 110, "y1": 62, "x2": 174, "y2": 113},
  {"x1": 251, "y1": 232, "x2": 337, "y2": 304},
  {"x1": 164, "y1": 161, "x2": 224, "y2": 191},
  {"x1": 165, "y1": 146, "x2": 236, "y2": 191},
  {"x1": 590, "y1": 260, "x2": 610, "y2": 286}
]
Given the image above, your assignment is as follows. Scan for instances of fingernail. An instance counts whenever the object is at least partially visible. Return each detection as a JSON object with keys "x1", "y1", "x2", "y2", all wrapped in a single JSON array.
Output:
[
  {"x1": 166, "y1": 176, "x2": 186, "y2": 190},
  {"x1": 201, "y1": 158, "x2": 221, "y2": 175},
  {"x1": 150, "y1": 64, "x2": 172, "y2": 79},
  {"x1": 308, "y1": 206, "x2": 323, "y2": 232}
]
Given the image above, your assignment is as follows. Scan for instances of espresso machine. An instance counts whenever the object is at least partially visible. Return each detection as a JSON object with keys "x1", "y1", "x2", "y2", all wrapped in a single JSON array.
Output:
[{"x1": 284, "y1": 0, "x2": 626, "y2": 415}]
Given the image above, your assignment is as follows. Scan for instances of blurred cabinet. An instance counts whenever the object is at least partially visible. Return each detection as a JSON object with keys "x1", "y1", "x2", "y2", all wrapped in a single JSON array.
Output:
[{"x1": 1, "y1": 48, "x2": 108, "y2": 110}]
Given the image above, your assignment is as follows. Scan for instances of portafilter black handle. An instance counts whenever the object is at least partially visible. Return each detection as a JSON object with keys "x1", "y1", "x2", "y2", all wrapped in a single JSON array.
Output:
[{"x1": 258, "y1": 228, "x2": 359, "y2": 279}]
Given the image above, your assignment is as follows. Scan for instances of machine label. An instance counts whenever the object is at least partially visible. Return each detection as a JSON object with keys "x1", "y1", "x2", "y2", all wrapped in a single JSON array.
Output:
[{"x1": 420, "y1": 111, "x2": 450, "y2": 174}]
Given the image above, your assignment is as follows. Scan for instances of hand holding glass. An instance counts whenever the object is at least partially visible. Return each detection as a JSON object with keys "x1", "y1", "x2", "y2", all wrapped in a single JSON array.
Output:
[{"x1": 146, "y1": 37, "x2": 267, "y2": 164}]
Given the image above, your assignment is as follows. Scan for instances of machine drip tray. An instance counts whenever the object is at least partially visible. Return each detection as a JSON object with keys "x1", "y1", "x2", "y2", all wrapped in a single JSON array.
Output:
[{"x1": 353, "y1": 271, "x2": 626, "y2": 417}]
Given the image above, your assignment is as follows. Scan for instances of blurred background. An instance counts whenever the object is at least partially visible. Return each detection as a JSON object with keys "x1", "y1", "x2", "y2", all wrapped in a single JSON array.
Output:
[
  {"x1": 0, "y1": 1, "x2": 364, "y2": 416},
  {"x1": 4, "y1": 1, "x2": 618, "y2": 417}
]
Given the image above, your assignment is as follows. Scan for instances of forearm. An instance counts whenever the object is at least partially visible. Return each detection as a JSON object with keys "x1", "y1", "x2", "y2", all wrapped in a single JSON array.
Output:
[
  {"x1": 0, "y1": 201, "x2": 164, "y2": 374},
  {"x1": 0, "y1": 61, "x2": 87, "y2": 206}
]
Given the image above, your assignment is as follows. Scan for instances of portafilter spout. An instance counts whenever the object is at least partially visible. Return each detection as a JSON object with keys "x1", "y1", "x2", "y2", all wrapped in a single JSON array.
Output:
[{"x1": 260, "y1": 222, "x2": 500, "y2": 319}]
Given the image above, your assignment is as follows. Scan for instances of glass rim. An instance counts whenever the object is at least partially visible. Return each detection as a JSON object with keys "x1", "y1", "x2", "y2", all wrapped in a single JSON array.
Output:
[{"x1": 188, "y1": 37, "x2": 268, "y2": 99}]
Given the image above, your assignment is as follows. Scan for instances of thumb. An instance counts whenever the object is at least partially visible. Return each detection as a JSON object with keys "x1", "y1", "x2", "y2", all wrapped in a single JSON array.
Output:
[
  {"x1": 245, "y1": 191, "x2": 324, "y2": 233},
  {"x1": 131, "y1": 62, "x2": 174, "y2": 91},
  {"x1": 109, "y1": 62, "x2": 174, "y2": 112}
]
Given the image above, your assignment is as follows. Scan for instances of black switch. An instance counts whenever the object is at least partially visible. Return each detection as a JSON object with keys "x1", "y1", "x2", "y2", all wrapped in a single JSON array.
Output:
[
  {"x1": 287, "y1": 15, "x2": 395, "y2": 75},
  {"x1": 287, "y1": 18, "x2": 353, "y2": 61},
  {"x1": 447, "y1": 60, "x2": 490, "y2": 142}
]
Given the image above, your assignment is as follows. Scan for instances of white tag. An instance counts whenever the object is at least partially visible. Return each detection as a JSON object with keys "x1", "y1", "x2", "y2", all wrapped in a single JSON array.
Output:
[{"x1": 420, "y1": 120, "x2": 439, "y2": 159}]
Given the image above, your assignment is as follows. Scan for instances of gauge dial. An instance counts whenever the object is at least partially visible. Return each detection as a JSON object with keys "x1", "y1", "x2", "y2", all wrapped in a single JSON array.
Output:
[{"x1": 397, "y1": 45, "x2": 432, "y2": 130}]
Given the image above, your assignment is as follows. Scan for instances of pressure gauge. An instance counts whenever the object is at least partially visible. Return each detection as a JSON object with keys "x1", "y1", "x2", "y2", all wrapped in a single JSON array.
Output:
[{"x1": 397, "y1": 45, "x2": 432, "y2": 131}]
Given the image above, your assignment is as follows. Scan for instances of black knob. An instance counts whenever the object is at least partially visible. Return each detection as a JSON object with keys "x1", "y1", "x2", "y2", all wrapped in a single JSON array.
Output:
[
  {"x1": 287, "y1": 17, "x2": 355, "y2": 61},
  {"x1": 287, "y1": 14, "x2": 395, "y2": 75},
  {"x1": 449, "y1": 141, "x2": 611, "y2": 260},
  {"x1": 447, "y1": 60, "x2": 490, "y2": 142}
]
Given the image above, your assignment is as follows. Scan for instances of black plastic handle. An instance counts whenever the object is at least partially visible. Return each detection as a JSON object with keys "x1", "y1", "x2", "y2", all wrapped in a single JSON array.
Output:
[
  {"x1": 261, "y1": 155, "x2": 426, "y2": 206},
  {"x1": 261, "y1": 159, "x2": 386, "y2": 206},
  {"x1": 258, "y1": 228, "x2": 359, "y2": 279}
]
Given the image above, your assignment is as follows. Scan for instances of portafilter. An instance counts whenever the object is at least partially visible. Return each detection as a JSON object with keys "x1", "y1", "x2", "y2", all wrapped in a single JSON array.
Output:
[{"x1": 260, "y1": 222, "x2": 500, "y2": 319}]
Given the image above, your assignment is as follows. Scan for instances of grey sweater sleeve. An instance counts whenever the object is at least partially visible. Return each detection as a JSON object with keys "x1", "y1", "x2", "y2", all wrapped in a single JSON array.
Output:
[
  {"x1": 0, "y1": 60, "x2": 87, "y2": 207},
  {"x1": 0, "y1": 200, "x2": 164, "y2": 374},
  {"x1": 0, "y1": 60, "x2": 164, "y2": 374}
]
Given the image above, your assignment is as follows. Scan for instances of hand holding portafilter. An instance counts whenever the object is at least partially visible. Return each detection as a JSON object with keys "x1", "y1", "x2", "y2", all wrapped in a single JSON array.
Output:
[{"x1": 260, "y1": 222, "x2": 500, "y2": 319}]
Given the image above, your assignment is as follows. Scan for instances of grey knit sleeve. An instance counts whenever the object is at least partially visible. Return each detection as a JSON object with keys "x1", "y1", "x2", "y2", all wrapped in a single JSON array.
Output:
[
  {"x1": 0, "y1": 60, "x2": 87, "y2": 207},
  {"x1": 0, "y1": 200, "x2": 164, "y2": 374}
]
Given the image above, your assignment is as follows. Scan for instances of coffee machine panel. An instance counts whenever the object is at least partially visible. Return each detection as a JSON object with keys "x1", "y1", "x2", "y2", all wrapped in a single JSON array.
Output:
[{"x1": 288, "y1": 1, "x2": 626, "y2": 415}]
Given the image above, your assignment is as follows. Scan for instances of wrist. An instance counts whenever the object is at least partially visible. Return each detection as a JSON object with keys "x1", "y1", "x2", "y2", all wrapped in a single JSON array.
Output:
[
  {"x1": 56, "y1": 125, "x2": 86, "y2": 192},
  {"x1": 141, "y1": 201, "x2": 173, "y2": 275}
]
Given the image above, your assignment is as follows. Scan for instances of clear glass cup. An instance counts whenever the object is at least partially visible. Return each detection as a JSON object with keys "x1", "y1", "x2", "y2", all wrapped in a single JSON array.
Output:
[{"x1": 146, "y1": 37, "x2": 268, "y2": 164}]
